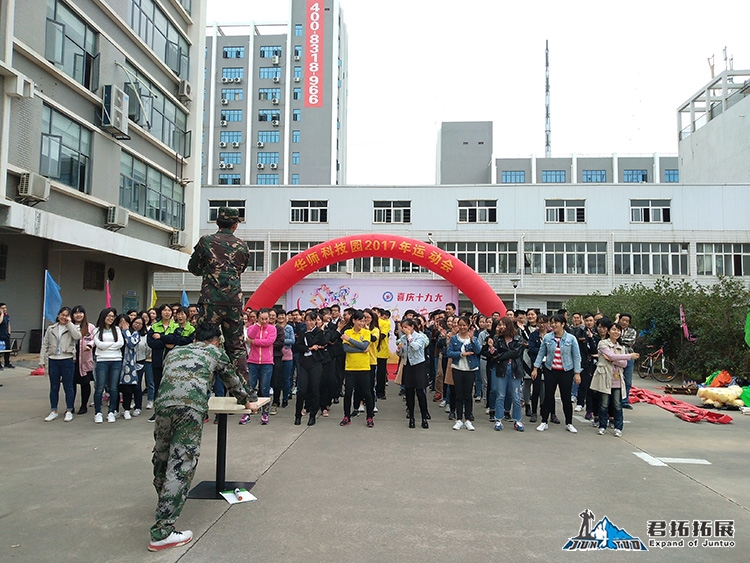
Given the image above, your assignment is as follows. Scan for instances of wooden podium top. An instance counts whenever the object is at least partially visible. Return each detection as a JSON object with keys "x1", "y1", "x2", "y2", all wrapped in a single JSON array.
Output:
[{"x1": 208, "y1": 396, "x2": 270, "y2": 414}]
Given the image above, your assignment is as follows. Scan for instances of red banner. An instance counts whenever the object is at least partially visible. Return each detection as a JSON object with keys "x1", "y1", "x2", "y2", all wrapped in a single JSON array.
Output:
[{"x1": 305, "y1": 0, "x2": 324, "y2": 107}]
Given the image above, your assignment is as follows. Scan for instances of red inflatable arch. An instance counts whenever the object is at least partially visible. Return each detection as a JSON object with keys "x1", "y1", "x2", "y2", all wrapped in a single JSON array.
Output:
[{"x1": 247, "y1": 234, "x2": 507, "y2": 317}]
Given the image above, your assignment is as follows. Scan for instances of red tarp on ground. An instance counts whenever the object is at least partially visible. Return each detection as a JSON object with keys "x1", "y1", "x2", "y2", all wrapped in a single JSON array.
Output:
[{"x1": 629, "y1": 387, "x2": 733, "y2": 424}]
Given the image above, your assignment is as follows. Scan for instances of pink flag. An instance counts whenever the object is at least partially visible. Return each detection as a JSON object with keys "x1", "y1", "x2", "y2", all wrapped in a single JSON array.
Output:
[
  {"x1": 105, "y1": 279, "x2": 111, "y2": 308},
  {"x1": 679, "y1": 304, "x2": 696, "y2": 342}
]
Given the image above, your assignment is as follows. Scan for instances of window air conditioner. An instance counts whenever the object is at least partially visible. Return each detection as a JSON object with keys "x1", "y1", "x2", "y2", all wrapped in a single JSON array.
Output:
[
  {"x1": 271, "y1": 119, "x2": 279, "y2": 126},
  {"x1": 233, "y1": 77, "x2": 242, "y2": 83},
  {"x1": 294, "y1": 77, "x2": 301, "y2": 83},
  {"x1": 17, "y1": 172, "x2": 50, "y2": 202},
  {"x1": 101, "y1": 85, "x2": 129, "y2": 139},
  {"x1": 270, "y1": 163, "x2": 278, "y2": 170},
  {"x1": 220, "y1": 120, "x2": 228, "y2": 126},
  {"x1": 232, "y1": 141, "x2": 240, "y2": 148},
  {"x1": 221, "y1": 77, "x2": 230, "y2": 83},
  {"x1": 221, "y1": 98, "x2": 228, "y2": 105},
  {"x1": 272, "y1": 77, "x2": 280, "y2": 83},
  {"x1": 272, "y1": 56, "x2": 280, "y2": 65},
  {"x1": 177, "y1": 79, "x2": 192, "y2": 102},
  {"x1": 256, "y1": 141, "x2": 265, "y2": 148},
  {"x1": 170, "y1": 230, "x2": 187, "y2": 249},
  {"x1": 219, "y1": 162, "x2": 227, "y2": 169},
  {"x1": 257, "y1": 163, "x2": 265, "y2": 170},
  {"x1": 271, "y1": 98, "x2": 279, "y2": 105},
  {"x1": 219, "y1": 141, "x2": 227, "y2": 148},
  {"x1": 106, "y1": 205, "x2": 129, "y2": 229},
  {"x1": 226, "y1": 163, "x2": 234, "y2": 170},
  {"x1": 294, "y1": 55, "x2": 301, "y2": 61}
]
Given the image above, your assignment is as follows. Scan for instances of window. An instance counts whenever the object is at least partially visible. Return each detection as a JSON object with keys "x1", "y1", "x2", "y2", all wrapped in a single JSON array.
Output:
[
  {"x1": 458, "y1": 200, "x2": 497, "y2": 223},
  {"x1": 218, "y1": 174, "x2": 241, "y2": 185},
  {"x1": 221, "y1": 67, "x2": 244, "y2": 80},
  {"x1": 664, "y1": 169, "x2": 679, "y2": 183},
  {"x1": 119, "y1": 152, "x2": 184, "y2": 229},
  {"x1": 219, "y1": 131, "x2": 242, "y2": 144},
  {"x1": 545, "y1": 199, "x2": 585, "y2": 223},
  {"x1": 258, "y1": 131, "x2": 280, "y2": 143},
  {"x1": 245, "y1": 241, "x2": 265, "y2": 271},
  {"x1": 438, "y1": 242, "x2": 518, "y2": 274},
  {"x1": 291, "y1": 174, "x2": 300, "y2": 185},
  {"x1": 352, "y1": 257, "x2": 427, "y2": 274},
  {"x1": 291, "y1": 200, "x2": 328, "y2": 223},
  {"x1": 696, "y1": 243, "x2": 750, "y2": 276},
  {"x1": 293, "y1": 88, "x2": 301, "y2": 100},
  {"x1": 258, "y1": 109, "x2": 280, "y2": 122},
  {"x1": 257, "y1": 152, "x2": 279, "y2": 165},
  {"x1": 45, "y1": 0, "x2": 99, "y2": 91},
  {"x1": 294, "y1": 66, "x2": 302, "y2": 79},
  {"x1": 41, "y1": 105, "x2": 91, "y2": 192},
  {"x1": 129, "y1": 0, "x2": 190, "y2": 78},
  {"x1": 292, "y1": 130, "x2": 300, "y2": 143},
  {"x1": 623, "y1": 169, "x2": 648, "y2": 183},
  {"x1": 219, "y1": 152, "x2": 241, "y2": 165},
  {"x1": 524, "y1": 242, "x2": 606, "y2": 275},
  {"x1": 271, "y1": 241, "x2": 345, "y2": 272},
  {"x1": 258, "y1": 88, "x2": 281, "y2": 100},
  {"x1": 630, "y1": 199, "x2": 671, "y2": 223},
  {"x1": 292, "y1": 109, "x2": 301, "y2": 121},
  {"x1": 501, "y1": 171, "x2": 525, "y2": 183},
  {"x1": 615, "y1": 243, "x2": 688, "y2": 275},
  {"x1": 294, "y1": 45, "x2": 302, "y2": 57},
  {"x1": 83, "y1": 260, "x2": 105, "y2": 290},
  {"x1": 582, "y1": 170, "x2": 606, "y2": 183},
  {"x1": 0, "y1": 243, "x2": 7, "y2": 280},
  {"x1": 294, "y1": 24, "x2": 303, "y2": 37},
  {"x1": 209, "y1": 200, "x2": 245, "y2": 222},
  {"x1": 222, "y1": 46, "x2": 244, "y2": 59},
  {"x1": 292, "y1": 152, "x2": 300, "y2": 165},
  {"x1": 259, "y1": 46, "x2": 282, "y2": 58},
  {"x1": 221, "y1": 88, "x2": 243, "y2": 101},
  {"x1": 257, "y1": 174, "x2": 279, "y2": 185},
  {"x1": 541, "y1": 170, "x2": 566, "y2": 183},
  {"x1": 221, "y1": 109, "x2": 243, "y2": 122},
  {"x1": 259, "y1": 67, "x2": 282, "y2": 80},
  {"x1": 373, "y1": 201, "x2": 411, "y2": 224}
]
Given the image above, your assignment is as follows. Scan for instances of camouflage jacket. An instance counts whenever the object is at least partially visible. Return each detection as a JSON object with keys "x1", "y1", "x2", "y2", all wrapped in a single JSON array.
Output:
[
  {"x1": 187, "y1": 228, "x2": 249, "y2": 306},
  {"x1": 154, "y1": 341, "x2": 249, "y2": 415}
]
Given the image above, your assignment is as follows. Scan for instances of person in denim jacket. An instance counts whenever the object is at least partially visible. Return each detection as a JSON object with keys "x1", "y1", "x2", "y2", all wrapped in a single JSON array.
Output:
[
  {"x1": 531, "y1": 314, "x2": 582, "y2": 433},
  {"x1": 445, "y1": 316, "x2": 482, "y2": 431}
]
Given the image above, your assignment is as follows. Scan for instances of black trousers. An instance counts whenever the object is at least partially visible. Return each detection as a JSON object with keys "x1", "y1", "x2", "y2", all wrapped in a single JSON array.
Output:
[
  {"x1": 376, "y1": 357, "x2": 388, "y2": 397},
  {"x1": 296, "y1": 357, "x2": 322, "y2": 418},
  {"x1": 542, "y1": 367, "x2": 574, "y2": 425},
  {"x1": 344, "y1": 370, "x2": 373, "y2": 418},
  {"x1": 452, "y1": 369, "x2": 475, "y2": 420}
]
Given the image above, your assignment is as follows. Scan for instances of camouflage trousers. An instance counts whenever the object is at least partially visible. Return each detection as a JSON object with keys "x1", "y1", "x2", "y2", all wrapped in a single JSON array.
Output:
[
  {"x1": 150, "y1": 406, "x2": 204, "y2": 541},
  {"x1": 201, "y1": 303, "x2": 249, "y2": 383}
]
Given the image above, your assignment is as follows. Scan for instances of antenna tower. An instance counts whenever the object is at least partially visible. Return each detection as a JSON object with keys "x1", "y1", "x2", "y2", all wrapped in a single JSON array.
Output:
[{"x1": 545, "y1": 40, "x2": 551, "y2": 158}]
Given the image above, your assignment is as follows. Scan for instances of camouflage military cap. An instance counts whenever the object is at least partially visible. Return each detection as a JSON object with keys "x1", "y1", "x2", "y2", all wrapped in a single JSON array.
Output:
[{"x1": 217, "y1": 207, "x2": 240, "y2": 222}]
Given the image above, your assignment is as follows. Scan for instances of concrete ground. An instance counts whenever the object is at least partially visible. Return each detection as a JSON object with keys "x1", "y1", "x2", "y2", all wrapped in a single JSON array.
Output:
[{"x1": 1, "y1": 356, "x2": 748, "y2": 562}]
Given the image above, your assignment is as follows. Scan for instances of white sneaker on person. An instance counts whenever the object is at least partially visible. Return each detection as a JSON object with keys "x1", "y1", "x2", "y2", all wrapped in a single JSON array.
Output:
[
  {"x1": 373, "y1": 406, "x2": 378, "y2": 413},
  {"x1": 94, "y1": 412, "x2": 103, "y2": 424},
  {"x1": 613, "y1": 429, "x2": 622, "y2": 437},
  {"x1": 44, "y1": 411, "x2": 58, "y2": 422},
  {"x1": 445, "y1": 405, "x2": 451, "y2": 413},
  {"x1": 123, "y1": 410, "x2": 132, "y2": 420},
  {"x1": 452, "y1": 420, "x2": 464, "y2": 430},
  {"x1": 464, "y1": 420, "x2": 475, "y2": 431},
  {"x1": 130, "y1": 400, "x2": 135, "y2": 409},
  {"x1": 64, "y1": 411, "x2": 73, "y2": 422},
  {"x1": 148, "y1": 530, "x2": 193, "y2": 552},
  {"x1": 132, "y1": 409, "x2": 142, "y2": 416},
  {"x1": 107, "y1": 412, "x2": 116, "y2": 423},
  {"x1": 565, "y1": 424, "x2": 578, "y2": 433},
  {"x1": 574, "y1": 405, "x2": 583, "y2": 412},
  {"x1": 358, "y1": 404, "x2": 365, "y2": 413},
  {"x1": 439, "y1": 400, "x2": 447, "y2": 408},
  {"x1": 146, "y1": 401, "x2": 154, "y2": 409},
  {"x1": 597, "y1": 427, "x2": 606, "y2": 435},
  {"x1": 536, "y1": 422, "x2": 549, "y2": 432}
]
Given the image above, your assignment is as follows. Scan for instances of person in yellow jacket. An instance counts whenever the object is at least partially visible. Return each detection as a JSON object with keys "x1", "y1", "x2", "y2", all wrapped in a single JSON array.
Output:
[{"x1": 340, "y1": 310, "x2": 373, "y2": 427}]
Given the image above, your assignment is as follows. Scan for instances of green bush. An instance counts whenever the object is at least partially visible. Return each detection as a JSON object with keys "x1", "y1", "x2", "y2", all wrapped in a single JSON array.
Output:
[{"x1": 566, "y1": 277, "x2": 750, "y2": 382}]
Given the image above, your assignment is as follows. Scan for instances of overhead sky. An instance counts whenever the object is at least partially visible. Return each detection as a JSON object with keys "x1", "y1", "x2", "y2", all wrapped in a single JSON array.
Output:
[{"x1": 205, "y1": 0, "x2": 749, "y2": 185}]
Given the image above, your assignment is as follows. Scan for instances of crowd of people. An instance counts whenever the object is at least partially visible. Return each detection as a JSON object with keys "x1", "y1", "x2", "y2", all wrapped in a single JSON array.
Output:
[{"x1": 38, "y1": 299, "x2": 640, "y2": 438}]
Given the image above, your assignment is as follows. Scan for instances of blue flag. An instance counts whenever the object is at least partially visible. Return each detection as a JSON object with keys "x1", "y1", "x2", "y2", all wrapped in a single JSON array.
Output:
[
  {"x1": 181, "y1": 290, "x2": 190, "y2": 308},
  {"x1": 44, "y1": 271, "x2": 63, "y2": 323}
]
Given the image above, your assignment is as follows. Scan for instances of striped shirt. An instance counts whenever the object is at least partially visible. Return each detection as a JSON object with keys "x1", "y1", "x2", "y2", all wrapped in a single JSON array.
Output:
[{"x1": 552, "y1": 337, "x2": 563, "y2": 370}]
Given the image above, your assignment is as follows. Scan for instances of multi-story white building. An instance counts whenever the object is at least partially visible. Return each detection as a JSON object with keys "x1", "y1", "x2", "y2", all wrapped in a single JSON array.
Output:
[
  {"x1": 1, "y1": 0, "x2": 205, "y2": 346},
  {"x1": 203, "y1": 0, "x2": 348, "y2": 188}
]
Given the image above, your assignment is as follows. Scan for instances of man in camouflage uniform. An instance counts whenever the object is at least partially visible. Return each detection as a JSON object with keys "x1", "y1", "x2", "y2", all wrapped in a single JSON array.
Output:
[
  {"x1": 149, "y1": 322, "x2": 258, "y2": 551},
  {"x1": 187, "y1": 207, "x2": 253, "y2": 388}
]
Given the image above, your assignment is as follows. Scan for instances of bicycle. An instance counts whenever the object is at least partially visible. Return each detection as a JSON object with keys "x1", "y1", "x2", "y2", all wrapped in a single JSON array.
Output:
[{"x1": 637, "y1": 341, "x2": 677, "y2": 383}]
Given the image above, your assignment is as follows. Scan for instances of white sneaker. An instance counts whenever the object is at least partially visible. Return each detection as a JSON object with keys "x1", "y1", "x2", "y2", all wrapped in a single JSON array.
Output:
[
  {"x1": 613, "y1": 429, "x2": 622, "y2": 437},
  {"x1": 146, "y1": 401, "x2": 154, "y2": 410},
  {"x1": 571, "y1": 395, "x2": 577, "y2": 403},
  {"x1": 373, "y1": 406, "x2": 379, "y2": 413},
  {"x1": 133, "y1": 409, "x2": 142, "y2": 417},
  {"x1": 44, "y1": 411, "x2": 58, "y2": 422},
  {"x1": 123, "y1": 410, "x2": 132, "y2": 420},
  {"x1": 445, "y1": 405, "x2": 451, "y2": 413},
  {"x1": 439, "y1": 400, "x2": 447, "y2": 407},
  {"x1": 536, "y1": 422, "x2": 549, "y2": 432},
  {"x1": 64, "y1": 411, "x2": 73, "y2": 422},
  {"x1": 130, "y1": 400, "x2": 135, "y2": 409},
  {"x1": 452, "y1": 420, "x2": 464, "y2": 430},
  {"x1": 464, "y1": 420, "x2": 475, "y2": 431},
  {"x1": 566, "y1": 424, "x2": 578, "y2": 433},
  {"x1": 358, "y1": 404, "x2": 365, "y2": 413},
  {"x1": 107, "y1": 412, "x2": 116, "y2": 423},
  {"x1": 94, "y1": 413, "x2": 103, "y2": 424},
  {"x1": 574, "y1": 405, "x2": 584, "y2": 412},
  {"x1": 597, "y1": 427, "x2": 606, "y2": 435},
  {"x1": 148, "y1": 530, "x2": 193, "y2": 552}
]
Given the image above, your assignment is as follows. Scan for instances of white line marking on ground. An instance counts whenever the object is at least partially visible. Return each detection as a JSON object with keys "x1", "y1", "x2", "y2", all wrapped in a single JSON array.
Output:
[
  {"x1": 657, "y1": 457, "x2": 711, "y2": 465},
  {"x1": 633, "y1": 452, "x2": 668, "y2": 466}
]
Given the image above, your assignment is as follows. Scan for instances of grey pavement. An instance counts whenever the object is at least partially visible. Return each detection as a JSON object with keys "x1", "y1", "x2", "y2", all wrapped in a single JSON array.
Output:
[{"x1": 1, "y1": 357, "x2": 748, "y2": 562}]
